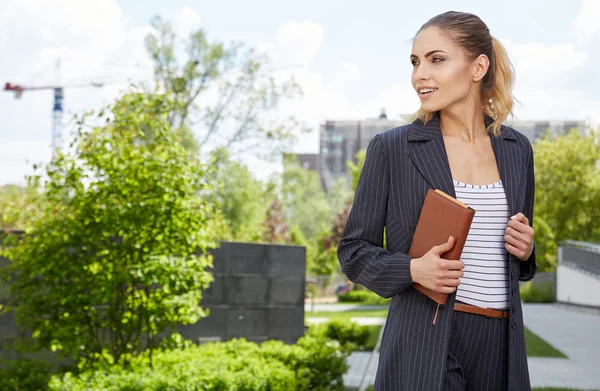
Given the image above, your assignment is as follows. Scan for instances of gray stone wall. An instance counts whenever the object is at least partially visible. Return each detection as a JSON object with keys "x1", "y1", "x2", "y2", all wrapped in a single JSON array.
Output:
[
  {"x1": 178, "y1": 241, "x2": 306, "y2": 345},
  {"x1": 0, "y1": 241, "x2": 306, "y2": 362}
]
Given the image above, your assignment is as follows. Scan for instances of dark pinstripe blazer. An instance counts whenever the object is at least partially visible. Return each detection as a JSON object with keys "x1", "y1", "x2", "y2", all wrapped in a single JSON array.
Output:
[{"x1": 338, "y1": 113, "x2": 536, "y2": 391}]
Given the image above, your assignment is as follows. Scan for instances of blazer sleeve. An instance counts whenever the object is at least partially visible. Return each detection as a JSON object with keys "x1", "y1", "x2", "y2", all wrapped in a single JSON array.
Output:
[
  {"x1": 519, "y1": 142, "x2": 537, "y2": 281},
  {"x1": 337, "y1": 134, "x2": 414, "y2": 298}
]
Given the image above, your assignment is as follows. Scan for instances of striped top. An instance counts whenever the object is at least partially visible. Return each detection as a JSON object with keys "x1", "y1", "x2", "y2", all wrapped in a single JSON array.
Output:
[{"x1": 453, "y1": 179, "x2": 510, "y2": 309}]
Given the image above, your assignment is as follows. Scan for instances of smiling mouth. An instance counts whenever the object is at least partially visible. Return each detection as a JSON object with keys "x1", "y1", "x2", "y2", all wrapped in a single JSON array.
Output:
[{"x1": 418, "y1": 88, "x2": 438, "y2": 95}]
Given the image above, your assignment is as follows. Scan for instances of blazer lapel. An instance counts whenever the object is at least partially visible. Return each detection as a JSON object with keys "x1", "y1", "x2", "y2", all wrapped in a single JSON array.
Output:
[
  {"x1": 407, "y1": 113, "x2": 525, "y2": 215},
  {"x1": 407, "y1": 113, "x2": 456, "y2": 198},
  {"x1": 489, "y1": 125, "x2": 523, "y2": 218}
]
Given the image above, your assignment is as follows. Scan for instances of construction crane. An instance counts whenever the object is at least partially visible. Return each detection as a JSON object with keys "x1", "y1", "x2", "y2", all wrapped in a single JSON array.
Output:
[{"x1": 4, "y1": 80, "x2": 105, "y2": 153}]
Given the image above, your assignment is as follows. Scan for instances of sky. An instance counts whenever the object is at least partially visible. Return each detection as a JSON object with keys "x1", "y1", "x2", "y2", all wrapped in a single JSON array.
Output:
[{"x1": 1, "y1": 0, "x2": 599, "y2": 185}]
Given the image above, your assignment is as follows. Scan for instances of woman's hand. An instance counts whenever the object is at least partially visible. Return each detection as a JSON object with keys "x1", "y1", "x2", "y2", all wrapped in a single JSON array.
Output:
[
  {"x1": 505, "y1": 212, "x2": 534, "y2": 261},
  {"x1": 410, "y1": 236, "x2": 465, "y2": 293}
]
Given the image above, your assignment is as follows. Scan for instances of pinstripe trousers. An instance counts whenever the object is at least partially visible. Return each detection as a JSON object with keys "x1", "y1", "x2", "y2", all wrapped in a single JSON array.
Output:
[{"x1": 444, "y1": 306, "x2": 509, "y2": 390}]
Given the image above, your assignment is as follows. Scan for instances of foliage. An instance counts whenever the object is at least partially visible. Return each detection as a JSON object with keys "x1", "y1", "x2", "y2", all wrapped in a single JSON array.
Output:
[
  {"x1": 338, "y1": 290, "x2": 391, "y2": 305},
  {"x1": 0, "y1": 359, "x2": 53, "y2": 391},
  {"x1": 0, "y1": 91, "x2": 219, "y2": 368},
  {"x1": 49, "y1": 331, "x2": 350, "y2": 391},
  {"x1": 347, "y1": 149, "x2": 367, "y2": 193},
  {"x1": 308, "y1": 320, "x2": 371, "y2": 353},
  {"x1": 532, "y1": 128, "x2": 600, "y2": 271},
  {"x1": 0, "y1": 184, "x2": 44, "y2": 230},
  {"x1": 281, "y1": 154, "x2": 334, "y2": 242},
  {"x1": 520, "y1": 281, "x2": 554, "y2": 303},
  {"x1": 280, "y1": 155, "x2": 351, "y2": 283},
  {"x1": 262, "y1": 198, "x2": 291, "y2": 244},
  {"x1": 145, "y1": 15, "x2": 308, "y2": 160},
  {"x1": 206, "y1": 147, "x2": 273, "y2": 242}
]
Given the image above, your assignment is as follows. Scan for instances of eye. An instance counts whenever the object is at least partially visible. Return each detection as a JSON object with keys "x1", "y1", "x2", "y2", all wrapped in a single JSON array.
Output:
[
  {"x1": 411, "y1": 59, "x2": 419, "y2": 67},
  {"x1": 432, "y1": 57, "x2": 444, "y2": 63}
]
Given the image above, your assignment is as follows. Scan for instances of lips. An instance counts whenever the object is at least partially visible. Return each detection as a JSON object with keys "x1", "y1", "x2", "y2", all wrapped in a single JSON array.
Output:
[
  {"x1": 417, "y1": 87, "x2": 437, "y2": 100},
  {"x1": 418, "y1": 87, "x2": 437, "y2": 95}
]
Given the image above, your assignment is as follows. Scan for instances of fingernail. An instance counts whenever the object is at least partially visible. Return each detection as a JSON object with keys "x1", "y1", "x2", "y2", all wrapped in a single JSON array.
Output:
[{"x1": 510, "y1": 215, "x2": 517, "y2": 220}]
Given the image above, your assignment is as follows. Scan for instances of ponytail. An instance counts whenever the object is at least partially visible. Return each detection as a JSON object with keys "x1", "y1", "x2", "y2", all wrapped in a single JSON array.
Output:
[{"x1": 484, "y1": 37, "x2": 515, "y2": 136}]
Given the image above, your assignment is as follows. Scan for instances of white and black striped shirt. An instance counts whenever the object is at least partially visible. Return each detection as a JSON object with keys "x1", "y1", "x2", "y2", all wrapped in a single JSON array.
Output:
[{"x1": 454, "y1": 179, "x2": 510, "y2": 309}]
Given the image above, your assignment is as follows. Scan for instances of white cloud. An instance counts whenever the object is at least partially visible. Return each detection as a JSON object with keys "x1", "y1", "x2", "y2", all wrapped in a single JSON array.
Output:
[
  {"x1": 503, "y1": 40, "x2": 588, "y2": 88},
  {"x1": 271, "y1": 21, "x2": 324, "y2": 69},
  {"x1": 173, "y1": 7, "x2": 201, "y2": 38},
  {"x1": 495, "y1": 38, "x2": 600, "y2": 127},
  {"x1": 572, "y1": 0, "x2": 600, "y2": 46},
  {"x1": 340, "y1": 62, "x2": 363, "y2": 82}
]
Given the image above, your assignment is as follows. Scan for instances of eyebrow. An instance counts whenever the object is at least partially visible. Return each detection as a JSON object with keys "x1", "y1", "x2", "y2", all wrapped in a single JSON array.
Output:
[{"x1": 410, "y1": 50, "x2": 447, "y2": 59}]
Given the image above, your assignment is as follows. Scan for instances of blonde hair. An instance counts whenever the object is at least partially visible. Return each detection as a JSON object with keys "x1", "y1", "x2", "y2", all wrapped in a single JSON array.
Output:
[{"x1": 413, "y1": 11, "x2": 516, "y2": 136}]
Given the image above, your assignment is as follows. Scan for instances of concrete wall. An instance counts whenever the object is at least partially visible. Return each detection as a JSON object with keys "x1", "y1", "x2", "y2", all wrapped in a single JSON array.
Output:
[
  {"x1": 178, "y1": 241, "x2": 306, "y2": 345},
  {"x1": 556, "y1": 242, "x2": 600, "y2": 308},
  {"x1": 0, "y1": 241, "x2": 306, "y2": 362}
]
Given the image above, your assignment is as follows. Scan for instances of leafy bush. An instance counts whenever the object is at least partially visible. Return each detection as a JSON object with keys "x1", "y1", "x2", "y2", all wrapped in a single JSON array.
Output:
[
  {"x1": 338, "y1": 290, "x2": 390, "y2": 305},
  {"x1": 49, "y1": 332, "x2": 350, "y2": 391},
  {"x1": 309, "y1": 319, "x2": 370, "y2": 352},
  {"x1": 520, "y1": 281, "x2": 554, "y2": 303},
  {"x1": 0, "y1": 359, "x2": 53, "y2": 391},
  {"x1": 0, "y1": 92, "x2": 220, "y2": 368}
]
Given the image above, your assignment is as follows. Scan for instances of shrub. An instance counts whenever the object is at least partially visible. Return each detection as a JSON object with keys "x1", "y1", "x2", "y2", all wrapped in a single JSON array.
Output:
[
  {"x1": 309, "y1": 319, "x2": 370, "y2": 352},
  {"x1": 520, "y1": 281, "x2": 554, "y2": 303},
  {"x1": 49, "y1": 333, "x2": 350, "y2": 391},
  {"x1": 338, "y1": 290, "x2": 390, "y2": 305},
  {"x1": 0, "y1": 359, "x2": 53, "y2": 391}
]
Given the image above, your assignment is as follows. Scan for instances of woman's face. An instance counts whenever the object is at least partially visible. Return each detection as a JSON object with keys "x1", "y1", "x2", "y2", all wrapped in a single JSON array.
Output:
[{"x1": 410, "y1": 27, "x2": 478, "y2": 113}]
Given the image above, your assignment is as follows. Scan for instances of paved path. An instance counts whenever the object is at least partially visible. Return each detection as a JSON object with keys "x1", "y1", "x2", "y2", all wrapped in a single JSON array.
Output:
[{"x1": 523, "y1": 303, "x2": 600, "y2": 390}]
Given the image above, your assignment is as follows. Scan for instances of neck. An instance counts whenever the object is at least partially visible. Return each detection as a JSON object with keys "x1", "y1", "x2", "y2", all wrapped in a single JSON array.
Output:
[{"x1": 439, "y1": 103, "x2": 487, "y2": 143}]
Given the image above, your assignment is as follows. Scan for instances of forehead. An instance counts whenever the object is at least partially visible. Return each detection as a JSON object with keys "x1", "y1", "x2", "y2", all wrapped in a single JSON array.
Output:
[{"x1": 412, "y1": 27, "x2": 460, "y2": 56}]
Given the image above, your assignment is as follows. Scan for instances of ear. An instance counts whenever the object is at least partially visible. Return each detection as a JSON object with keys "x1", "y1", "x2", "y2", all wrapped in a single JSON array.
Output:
[{"x1": 472, "y1": 54, "x2": 490, "y2": 82}]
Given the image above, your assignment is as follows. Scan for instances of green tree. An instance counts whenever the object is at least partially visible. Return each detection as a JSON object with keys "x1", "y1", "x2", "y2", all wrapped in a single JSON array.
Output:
[
  {"x1": 262, "y1": 198, "x2": 291, "y2": 244},
  {"x1": 280, "y1": 155, "x2": 331, "y2": 242},
  {"x1": 207, "y1": 147, "x2": 273, "y2": 242},
  {"x1": 533, "y1": 127, "x2": 600, "y2": 271},
  {"x1": 0, "y1": 90, "x2": 220, "y2": 368},
  {"x1": 0, "y1": 184, "x2": 43, "y2": 230},
  {"x1": 145, "y1": 15, "x2": 308, "y2": 159},
  {"x1": 347, "y1": 149, "x2": 367, "y2": 192}
]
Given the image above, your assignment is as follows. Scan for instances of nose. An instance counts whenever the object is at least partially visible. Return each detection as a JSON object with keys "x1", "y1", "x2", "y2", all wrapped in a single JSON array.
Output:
[{"x1": 413, "y1": 62, "x2": 431, "y2": 82}]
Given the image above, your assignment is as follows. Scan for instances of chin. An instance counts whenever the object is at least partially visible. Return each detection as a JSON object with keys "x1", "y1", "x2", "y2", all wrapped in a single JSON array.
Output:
[{"x1": 420, "y1": 100, "x2": 445, "y2": 113}]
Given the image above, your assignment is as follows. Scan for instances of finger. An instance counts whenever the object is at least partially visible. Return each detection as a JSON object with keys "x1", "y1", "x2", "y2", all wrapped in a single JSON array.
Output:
[
  {"x1": 510, "y1": 213, "x2": 529, "y2": 225},
  {"x1": 505, "y1": 227, "x2": 529, "y2": 247},
  {"x1": 442, "y1": 260, "x2": 465, "y2": 270},
  {"x1": 507, "y1": 218, "x2": 533, "y2": 233},
  {"x1": 505, "y1": 232, "x2": 527, "y2": 251},
  {"x1": 443, "y1": 270, "x2": 464, "y2": 279},
  {"x1": 437, "y1": 285, "x2": 458, "y2": 294},
  {"x1": 439, "y1": 278, "x2": 461, "y2": 287},
  {"x1": 433, "y1": 236, "x2": 455, "y2": 255},
  {"x1": 505, "y1": 242, "x2": 527, "y2": 260}
]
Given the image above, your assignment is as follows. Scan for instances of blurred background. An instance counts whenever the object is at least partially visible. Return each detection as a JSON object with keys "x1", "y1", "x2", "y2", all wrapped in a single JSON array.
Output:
[{"x1": 0, "y1": 1, "x2": 599, "y2": 391}]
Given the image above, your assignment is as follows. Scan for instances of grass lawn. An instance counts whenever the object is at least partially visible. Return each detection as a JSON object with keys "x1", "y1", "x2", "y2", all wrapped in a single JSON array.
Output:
[
  {"x1": 307, "y1": 307, "x2": 567, "y2": 358},
  {"x1": 524, "y1": 327, "x2": 567, "y2": 358},
  {"x1": 364, "y1": 325, "x2": 381, "y2": 351}
]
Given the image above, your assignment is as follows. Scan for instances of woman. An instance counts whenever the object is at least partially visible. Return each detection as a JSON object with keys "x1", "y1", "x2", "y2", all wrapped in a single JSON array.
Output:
[{"x1": 338, "y1": 11, "x2": 536, "y2": 391}]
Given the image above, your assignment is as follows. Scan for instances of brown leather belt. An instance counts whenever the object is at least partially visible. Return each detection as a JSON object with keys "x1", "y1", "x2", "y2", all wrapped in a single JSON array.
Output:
[{"x1": 454, "y1": 303, "x2": 509, "y2": 319}]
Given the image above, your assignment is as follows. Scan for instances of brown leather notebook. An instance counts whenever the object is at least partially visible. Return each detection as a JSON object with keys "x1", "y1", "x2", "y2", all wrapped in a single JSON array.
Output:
[{"x1": 409, "y1": 189, "x2": 475, "y2": 314}]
